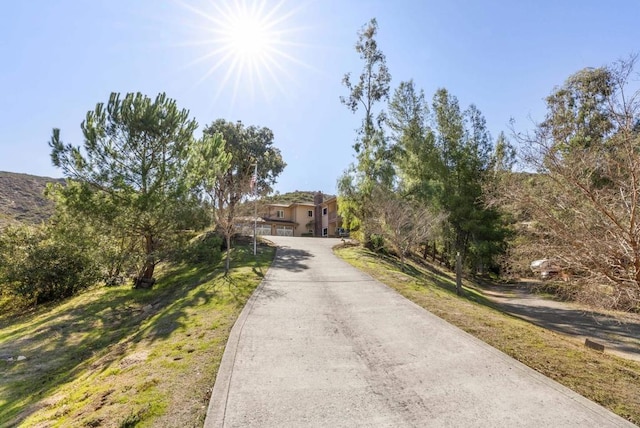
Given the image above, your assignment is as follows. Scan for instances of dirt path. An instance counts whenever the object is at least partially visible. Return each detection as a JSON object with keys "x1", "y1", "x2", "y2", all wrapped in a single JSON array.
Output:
[{"x1": 479, "y1": 281, "x2": 640, "y2": 362}]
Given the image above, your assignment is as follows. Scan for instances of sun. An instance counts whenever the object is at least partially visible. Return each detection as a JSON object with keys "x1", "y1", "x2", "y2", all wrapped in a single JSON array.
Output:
[
  {"x1": 179, "y1": 0, "x2": 306, "y2": 103},
  {"x1": 225, "y1": 9, "x2": 273, "y2": 60}
]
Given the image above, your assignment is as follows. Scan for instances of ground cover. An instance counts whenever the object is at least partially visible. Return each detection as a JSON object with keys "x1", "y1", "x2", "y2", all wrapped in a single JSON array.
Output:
[{"x1": 0, "y1": 242, "x2": 275, "y2": 427}]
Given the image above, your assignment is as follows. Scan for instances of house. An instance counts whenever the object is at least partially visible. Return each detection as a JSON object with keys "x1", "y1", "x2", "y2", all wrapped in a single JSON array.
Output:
[
  {"x1": 319, "y1": 195, "x2": 341, "y2": 237},
  {"x1": 237, "y1": 192, "x2": 343, "y2": 237}
]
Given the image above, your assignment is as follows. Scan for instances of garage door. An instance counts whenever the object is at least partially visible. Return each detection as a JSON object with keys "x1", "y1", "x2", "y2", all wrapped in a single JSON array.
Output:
[
  {"x1": 256, "y1": 225, "x2": 272, "y2": 235},
  {"x1": 276, "y1": 226, "x2": 293, "y2": 236}
]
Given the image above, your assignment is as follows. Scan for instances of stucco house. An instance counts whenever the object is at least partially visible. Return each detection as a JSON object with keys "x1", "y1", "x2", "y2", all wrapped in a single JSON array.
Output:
[{"x1": 237, "y1": 192, "x2": 343, "y2": 237}]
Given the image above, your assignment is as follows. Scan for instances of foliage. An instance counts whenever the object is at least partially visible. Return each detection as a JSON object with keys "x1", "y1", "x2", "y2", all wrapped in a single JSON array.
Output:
[
  {"x1": 263, "y1": 191, "x2": 331, "y2": 205},
  {"x1": 0, "y1": 241, "x2": 275, "y2": 427},
  {"x1": 173, "y1": 230, "x2": 223, "y2": 265},
  {"x1": 388, "y1": 84, "x2": 511, "y2": 271},
  {"x1": 339, "y1": 20, "x2": 511, "y2": 271},
  {"x1": 512, "y1": 56, "x2": 640, "y2": 310},
  {"x1": 49, "y1": 92, "x2": 202, "y2": 288},
  {"x1": 388, "y1": 80, "x2": 434, "y2": 196},
  {"x1": 0, "y1": 220, "x2": 100, "y2": 306},
  {"x1": 200, "y1": 119, "x2": 286, "y2": 273},
  {"x1": 339, "y1": 18, "x2": 393, "y2": 245}
]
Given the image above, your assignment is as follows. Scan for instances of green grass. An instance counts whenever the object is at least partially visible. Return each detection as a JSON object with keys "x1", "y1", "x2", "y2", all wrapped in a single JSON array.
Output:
[
  {"x1": 335, "y1": 244, "x2": 640, "y2": 425},
  {"x1": 0, "y1": 242, "x2": 275, "y2": 427}
]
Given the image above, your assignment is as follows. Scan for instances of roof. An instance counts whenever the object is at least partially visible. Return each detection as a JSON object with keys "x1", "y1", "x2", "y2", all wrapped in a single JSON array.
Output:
[{"x1": 263, "y1": 218, "x2": 296, "y2": 225}]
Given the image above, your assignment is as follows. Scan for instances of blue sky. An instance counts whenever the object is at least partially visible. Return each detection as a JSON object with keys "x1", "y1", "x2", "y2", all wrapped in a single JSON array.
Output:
[{"x1": 1, "y1": 0, "x2": 638, "y2": 194}]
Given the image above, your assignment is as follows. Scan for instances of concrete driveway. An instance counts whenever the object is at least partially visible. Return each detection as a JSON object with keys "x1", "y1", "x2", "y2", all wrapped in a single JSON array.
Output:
[{"x1": 205, "y1": 236, "x2": 633, "y2": 427}]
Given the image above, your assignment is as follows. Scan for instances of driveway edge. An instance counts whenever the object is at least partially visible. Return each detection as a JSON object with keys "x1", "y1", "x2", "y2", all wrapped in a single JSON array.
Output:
[{"x1": 203, "y1": 250, "x2": 275, "y2": 428}]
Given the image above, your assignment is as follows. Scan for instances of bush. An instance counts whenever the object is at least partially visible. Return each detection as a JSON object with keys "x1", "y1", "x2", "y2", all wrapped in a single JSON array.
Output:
[
  {"x1": 0, "y1": 225, "x2": 100, "y2": 305},
  {"x1": 175, "y1": 231, "x2": 223, "y2": 265},
  {"x1": 368, "y1": 234, "x2": 385, "y2": 253}
]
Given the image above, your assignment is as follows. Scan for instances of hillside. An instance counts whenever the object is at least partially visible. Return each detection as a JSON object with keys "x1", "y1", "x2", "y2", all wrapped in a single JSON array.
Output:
[
  {"x1": 0, "y1": 171, "x2": 63, "y2": 227},
  {"x1": 263, "y1": 190, "x2": 335, "y2": 205}
]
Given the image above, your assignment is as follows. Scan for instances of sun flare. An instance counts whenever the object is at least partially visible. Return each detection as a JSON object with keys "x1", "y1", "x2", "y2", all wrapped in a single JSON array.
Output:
[
  {"x1": 180, "y1": 0, "x2": 306, "y2": 103},
  {"x1": 226, "y1": 13, "x2": 272, "y2": 59}
]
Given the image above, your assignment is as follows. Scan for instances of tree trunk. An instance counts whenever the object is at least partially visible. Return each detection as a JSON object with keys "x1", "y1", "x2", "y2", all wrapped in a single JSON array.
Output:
[
  {"x1": 135, "y1": 263, "x2": 156, "y2": 289},
  {"x1": 455, "y1": 252, "x2": 463, "y2": 296},
  {"x1": 134, "y1": 234, "x2": 157, "y2": 289},
  {"x1": 225, "y1": 234, "x2": 231, "y2": 275}
]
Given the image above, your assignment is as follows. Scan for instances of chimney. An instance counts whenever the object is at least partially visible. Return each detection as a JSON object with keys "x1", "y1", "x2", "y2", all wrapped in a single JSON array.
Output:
[{"x1": 314, "y1": 191, "x2": 323, "y2": 237}]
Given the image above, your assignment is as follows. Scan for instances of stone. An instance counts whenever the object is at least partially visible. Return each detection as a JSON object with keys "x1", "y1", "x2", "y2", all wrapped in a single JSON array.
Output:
[{"x1": 585, "y1": 338, "x2": 605, "y2": 352}]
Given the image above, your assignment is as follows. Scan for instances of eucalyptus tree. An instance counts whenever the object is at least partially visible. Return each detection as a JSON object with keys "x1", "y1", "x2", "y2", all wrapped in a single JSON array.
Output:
[
  {"x1": 50, "y1": 92, "x2": 201, "y2": 288},
  {"x1": 515, "y1": 57, "x2": 640, "y2": 310},
  {"x1": 339, "y1": 18, "x2": 393, "y2": 245}
]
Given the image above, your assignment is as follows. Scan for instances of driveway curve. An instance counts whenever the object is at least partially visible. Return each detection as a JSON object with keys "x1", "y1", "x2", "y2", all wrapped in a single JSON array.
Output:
[{"x1": 205, "y1": 236, "x2": 633, "y2": 427}]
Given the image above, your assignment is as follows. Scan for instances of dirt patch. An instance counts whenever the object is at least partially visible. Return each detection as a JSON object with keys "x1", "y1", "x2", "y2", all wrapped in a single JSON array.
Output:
[
  {"x1": 478, "y1": 281, "x2": 640, "y2": 362},
  {"x1": 119, "y1": 351, "x2": 149, "y2": 369}
]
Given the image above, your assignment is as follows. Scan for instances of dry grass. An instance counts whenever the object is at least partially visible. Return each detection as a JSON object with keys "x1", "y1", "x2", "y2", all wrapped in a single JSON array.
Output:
[
  {"x1": 0, "y1": 242, "x2": 275, "y2": 427},
  {"x1": 335, "y1": 245, "x2": 640, "y2": 425},
  {"x1": 0, "y1": 171, "x2": 61, "y2": 227}
]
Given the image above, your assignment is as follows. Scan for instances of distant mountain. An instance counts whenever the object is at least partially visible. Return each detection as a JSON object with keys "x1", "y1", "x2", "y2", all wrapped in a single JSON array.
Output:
[{"x1": 0, "y1": 172, "x2": 63, "y2": 227}]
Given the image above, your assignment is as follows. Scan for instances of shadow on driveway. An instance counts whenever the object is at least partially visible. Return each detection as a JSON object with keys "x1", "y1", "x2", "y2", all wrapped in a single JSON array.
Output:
[
  {"x1": 271, "y1": 247, "x2": 313, "y2": 273},
  {"x1": 484, "y1": 284, "x2": 640, "y2": 361}
]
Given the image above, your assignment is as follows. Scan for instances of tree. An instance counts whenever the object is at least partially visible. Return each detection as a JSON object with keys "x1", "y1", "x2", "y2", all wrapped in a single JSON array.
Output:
[
  {"x1": 187, "y1": 131, "x2": 232, "y2": 273},
  {"x1": 50, "y1": 92, "x2": 200, "y2": 288},
  {"x1": 489, "y1": 131, "x2": 517, "y2": 177},
  {"x1": 514, "y1": 56, "x2": 640, "y2": 310},
  {"x1": 339, "y1": 18, "x2": 393, "y2": 245},
  {"x1": 201, "y1": 119, "x2": 285, "y2": 273},
  {"x1": 388, "y1": 80, "x2": 433, "y2": 194},
  {"x1": 370, "y1": 186, "x2": 443, "y2": 269},
  {"x1": 389, "y1": 88, "x2": 507, "y2": 270}
]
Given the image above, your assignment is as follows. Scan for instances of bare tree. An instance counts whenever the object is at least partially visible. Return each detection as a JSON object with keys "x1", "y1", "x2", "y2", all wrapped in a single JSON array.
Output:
[
  {"x1": 512, "y1": 56, "x2": 640, "y2": 310},
  {"x1": 370, "y1": 186, "x2": 444, "y2": 269}
]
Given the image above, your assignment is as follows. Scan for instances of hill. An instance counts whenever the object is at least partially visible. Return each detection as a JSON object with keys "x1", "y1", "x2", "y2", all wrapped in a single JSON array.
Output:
[
  {"x1": 264, "y1": 190, "x2": 335, "y2": 205},
  {"x1": 0, "y1": 171, "x2": 63, "y2": 227}
]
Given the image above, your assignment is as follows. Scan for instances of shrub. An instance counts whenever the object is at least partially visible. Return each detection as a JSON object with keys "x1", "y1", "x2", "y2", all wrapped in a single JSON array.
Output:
[
  {"x1": 175, "y1": 231, "x2": 223, "y2": 265},
  {"x1": 0, "y1": 224, "x2": 100, "y2": 305}
]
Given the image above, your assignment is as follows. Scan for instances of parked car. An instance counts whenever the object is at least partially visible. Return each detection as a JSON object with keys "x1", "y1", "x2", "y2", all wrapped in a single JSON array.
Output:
[{"x1": 530, "y1": 259, "x2": 562, "y2": 279}]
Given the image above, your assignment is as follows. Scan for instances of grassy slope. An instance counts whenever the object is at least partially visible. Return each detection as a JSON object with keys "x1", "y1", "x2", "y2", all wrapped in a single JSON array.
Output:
[
  {"x1": 0, "y1": 243, "x2": 275, "y2": 428},
  {"x1": 335, "y1": 245, "x2": 640, "y2": 425}
]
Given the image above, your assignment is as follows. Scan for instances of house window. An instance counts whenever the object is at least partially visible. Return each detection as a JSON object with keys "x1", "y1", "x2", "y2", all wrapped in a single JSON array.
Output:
[
  {"x1": 276, "y1": 210, "x2": 284, "y2": 218},
  {"x1": 308, "y1": 210, "x2": 313, "y2": 217},
  {"x1": 322, "y1": 227, "x2": 328, "y2": 237},
  {"x1": 322, "y1": 207, "x2": 328, "y2": 215}
]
